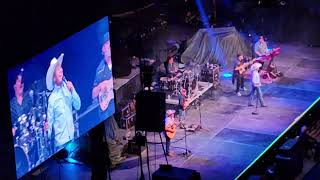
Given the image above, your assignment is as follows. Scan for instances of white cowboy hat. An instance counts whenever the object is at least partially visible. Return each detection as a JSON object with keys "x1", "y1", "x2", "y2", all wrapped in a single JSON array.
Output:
[
  {"x1": 251, "y1": 62, "x2": 262, "y2": 71},
  {"x1": 166, "y1": 109, "x2": 175, "y2": 116},
  {"x1": 46, "y1": 53, "x2": 64, "y2": 91}
]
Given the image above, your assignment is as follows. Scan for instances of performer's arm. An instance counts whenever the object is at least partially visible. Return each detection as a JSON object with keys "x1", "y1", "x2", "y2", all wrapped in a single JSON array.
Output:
[
  {"x1": 47, "y1": 100, "x2": 54, "y2": 139},
  {"x1": 66, "y1": 81, "x2": 81, "y2": 110},
  {"x1": 254, "y1": 43, "x2": 263, "y2": 56},
  {"x1": 255, "y1": 51, "x2": 263, "y2": 57},
  {"x1": 10, "y1": 102, "x2": 18, "y2": 126},
  {"x1": 71, "y1": 88, "x2": 81, "y2": 111},
  {"x1": 92, "y1": 83, "x2": 101, "y2": 99},
  {"x1": 92, "y1": 69, "x2": 101, "y2": 99}
]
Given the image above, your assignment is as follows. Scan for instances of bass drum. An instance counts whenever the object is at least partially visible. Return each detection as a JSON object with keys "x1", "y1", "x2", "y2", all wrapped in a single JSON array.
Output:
[{"x1": 14, "y1": 145, "x2": 30, "y2": 178}]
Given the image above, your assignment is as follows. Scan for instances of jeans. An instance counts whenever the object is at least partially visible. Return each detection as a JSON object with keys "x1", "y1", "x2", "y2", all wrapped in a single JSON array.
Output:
[
  {"x1": 165, "y1": 135, "x2": 171, "y2": 154},
  {"x1": 249, "y1": 85, "x2": 265, "y2": 106}
]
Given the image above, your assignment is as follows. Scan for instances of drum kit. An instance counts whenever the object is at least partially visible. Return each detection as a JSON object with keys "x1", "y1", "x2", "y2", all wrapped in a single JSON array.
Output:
[
  {"x1": 160, "y1": 64, "x2": 201, "y2": 98},
  {"x1": 13, "y1": 89, "x2": 51, "y2": 175},
  {"x1": 201, "y1": 63, "x2": 220, "y2": 89}
]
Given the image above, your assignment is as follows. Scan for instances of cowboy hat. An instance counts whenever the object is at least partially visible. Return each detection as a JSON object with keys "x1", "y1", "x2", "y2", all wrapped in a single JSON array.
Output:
[
  {"x1": 166, "y1": 109, "x2": 175, "y2": 116},
  {"x1": 46, "y1": 53, "x2": 64, "y2": 91},
  {"x1": 251, "y1": 62, "x2": 262, "y2": 71}
]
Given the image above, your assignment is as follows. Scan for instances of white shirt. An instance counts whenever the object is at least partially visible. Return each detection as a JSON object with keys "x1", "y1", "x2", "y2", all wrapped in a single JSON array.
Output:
[{"x1": 252, "y1": 70, "x2": 261, "y2": 87}]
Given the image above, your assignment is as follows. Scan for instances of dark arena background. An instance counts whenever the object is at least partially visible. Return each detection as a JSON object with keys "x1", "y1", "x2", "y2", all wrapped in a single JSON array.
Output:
[{"x1": 1, "y1": 0, "x2": 320, "y2": 179}]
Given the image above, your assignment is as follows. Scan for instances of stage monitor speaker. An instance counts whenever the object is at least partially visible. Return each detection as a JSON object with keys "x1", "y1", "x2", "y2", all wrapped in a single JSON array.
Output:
[
  {"x1": 152, "y1": 165, "x2": 201, "y2": 180},
  {"x1": 135, "y1": 91, "x2": 166, "y2": 132}
]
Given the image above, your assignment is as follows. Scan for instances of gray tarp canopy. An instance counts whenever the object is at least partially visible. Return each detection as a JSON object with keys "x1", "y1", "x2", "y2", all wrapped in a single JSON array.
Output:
[{"x1": 181, "y1": 27, "x2": 252, "y2": 68}]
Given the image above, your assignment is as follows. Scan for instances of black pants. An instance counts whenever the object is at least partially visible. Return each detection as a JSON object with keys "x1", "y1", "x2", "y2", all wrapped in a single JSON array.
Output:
[
  {"x1": 90, "y1": 123, "x2": 110, "y2": 180},
  {"x1": 236, "y1": 75, "x2": 244, "y2": 93},
  {"x1": 165, "y1": 135, "x2": 171, "y2": 154}
]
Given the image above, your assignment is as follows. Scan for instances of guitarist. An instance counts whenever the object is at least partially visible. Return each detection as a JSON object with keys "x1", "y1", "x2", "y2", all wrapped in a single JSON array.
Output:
[
  {"x1": 165, "y1": 110, "x2": 177, "y2": 157},
  {"x1": 92, "y1": 32, "x2": 125, "y2": 168},
  {"x1": 254, "y1": 35, "x2": 281, "y2": 79},
  {"x1": 233, "y1": 54, "x2": 247, "y2": 96},
  {"x1": 178, "y1": 88, "x2": 188, "y2": 123},
  {"x1": 92, "y1": 32, "x2": 115, "y2": 122}
]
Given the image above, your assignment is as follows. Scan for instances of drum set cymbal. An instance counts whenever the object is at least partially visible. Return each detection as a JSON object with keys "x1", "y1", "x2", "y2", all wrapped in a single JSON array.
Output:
[
  {"x1": 160, "y1": 65, "x2": 200, "y2": 98},
  {"x1": 160, "y1": 62, "x2": 220, "y2": 98}
]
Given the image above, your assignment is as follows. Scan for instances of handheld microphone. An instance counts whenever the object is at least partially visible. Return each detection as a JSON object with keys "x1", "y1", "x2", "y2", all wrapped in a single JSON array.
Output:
[{"x1": 19, "y1": 68, "x2": 24, "y2": 84}]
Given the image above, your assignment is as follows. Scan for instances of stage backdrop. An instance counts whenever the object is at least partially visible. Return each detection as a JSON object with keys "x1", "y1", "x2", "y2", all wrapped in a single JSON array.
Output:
[{"x1": 181, "y1": 27, "x2": 252, "y2": 67}]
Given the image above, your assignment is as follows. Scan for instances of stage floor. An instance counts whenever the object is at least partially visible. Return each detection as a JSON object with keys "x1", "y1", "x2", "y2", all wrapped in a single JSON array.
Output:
[
  {"x1": 35, "y1": 40, "x2": 320, "y2": 179},
  {"x1": 108, "y1": 43, "x2": 320, "y2": 180}
]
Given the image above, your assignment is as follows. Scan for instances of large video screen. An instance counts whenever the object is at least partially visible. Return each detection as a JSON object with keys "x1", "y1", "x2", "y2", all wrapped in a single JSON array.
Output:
[{"x1": 7, "y1": 16, "x2": 115, "y2": 179}]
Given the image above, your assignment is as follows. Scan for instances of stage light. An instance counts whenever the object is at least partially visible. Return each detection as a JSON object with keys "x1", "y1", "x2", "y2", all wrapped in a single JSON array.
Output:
[
  {"x1": 195, "y1": 0, "x2": 210, "y2": 29},
  {"x1": 222, "y1": 72, "x2": 233, "y2": 78}
]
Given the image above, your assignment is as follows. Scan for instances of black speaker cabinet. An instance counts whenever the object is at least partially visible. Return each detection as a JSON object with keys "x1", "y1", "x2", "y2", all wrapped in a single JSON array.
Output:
[
  {"x1": 152, "y1": 165, "x2": 201, "y2": 180},
  {"x1": 135, "y1": 91, "x2": 166, "y2": 132}
]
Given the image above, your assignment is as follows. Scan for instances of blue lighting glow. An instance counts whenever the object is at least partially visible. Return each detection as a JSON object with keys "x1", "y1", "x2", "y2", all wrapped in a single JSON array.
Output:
[
  {"x1": 195, "y1": 0, "x2": 210, "y2": 28},
  {"x1": 223, "y1": 72, "x2": 233, "y2": 78},
  {"x1": 65, "y1": 141, "x2": 77, "y2": 157}
]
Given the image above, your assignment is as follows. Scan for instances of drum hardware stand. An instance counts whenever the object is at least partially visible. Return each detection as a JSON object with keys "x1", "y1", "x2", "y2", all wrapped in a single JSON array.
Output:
[{"x1": 171, "y1": 80, "x2": 181, "y2": 97}]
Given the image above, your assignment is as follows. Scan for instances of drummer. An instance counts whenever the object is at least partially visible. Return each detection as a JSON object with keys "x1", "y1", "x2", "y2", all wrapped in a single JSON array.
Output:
[
  {"x1": 164, "y1": 56, "x2": 178, "y2": 78},
  {"x1": 10, "y1": 73, "x2": 32, "y2": 138}
]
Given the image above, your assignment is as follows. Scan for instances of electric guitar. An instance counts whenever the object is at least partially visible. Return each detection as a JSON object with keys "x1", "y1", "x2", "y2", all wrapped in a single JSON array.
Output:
[{"x1": 98, "y1": 79, "x2": 114, "y2": 111}]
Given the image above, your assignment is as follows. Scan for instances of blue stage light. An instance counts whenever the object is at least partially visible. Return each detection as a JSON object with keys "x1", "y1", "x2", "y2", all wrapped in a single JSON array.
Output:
[{"x1": 223, "y1": 72, "x2": 233, "y2": 78}]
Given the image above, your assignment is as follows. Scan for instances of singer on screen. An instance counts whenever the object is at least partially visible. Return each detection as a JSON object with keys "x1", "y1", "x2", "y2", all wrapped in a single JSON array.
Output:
[{"x1": 46, "y1": 53, "x2": 81, "y2": 152}]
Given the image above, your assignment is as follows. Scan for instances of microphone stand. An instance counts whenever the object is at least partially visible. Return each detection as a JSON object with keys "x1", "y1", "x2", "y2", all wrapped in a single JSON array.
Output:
[
  {"x1": 197, "y1": 98, "x2": 209, "y2": 132},
  {"x1": 182, "y1": 126, "x2": 191, "y2": 158}
]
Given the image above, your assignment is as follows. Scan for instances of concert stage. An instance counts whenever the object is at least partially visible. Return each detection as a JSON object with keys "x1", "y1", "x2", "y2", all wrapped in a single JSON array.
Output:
[
  {"x1": 31, "y1": 40, "x2": 320, "y2": 180},
  {"x1": 165, "y1": 81, "x2": 213, "y2": 106},
  {"x1": 109, "y1": 43, "x2": 320, "y2": 180}
]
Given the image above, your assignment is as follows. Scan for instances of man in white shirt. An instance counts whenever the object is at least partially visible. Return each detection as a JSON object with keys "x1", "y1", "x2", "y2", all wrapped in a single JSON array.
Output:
[{"x1": 248, "y1": 63, "x2": 267, "y2": 107}]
